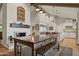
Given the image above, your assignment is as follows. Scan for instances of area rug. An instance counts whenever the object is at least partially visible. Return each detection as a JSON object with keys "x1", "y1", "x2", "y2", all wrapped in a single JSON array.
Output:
[{"x1": 59, "y1": 47, "x2": 73, "y2": 56}]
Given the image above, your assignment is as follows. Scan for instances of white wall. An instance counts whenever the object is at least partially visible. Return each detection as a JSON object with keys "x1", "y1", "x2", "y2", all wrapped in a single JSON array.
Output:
[
  {"x1": 2, "y1": 3, "x2": 8, "y2": 48},
  {"x1": 2, "y1": 3, "x2": 31, "y2": 49},
  {"x1": 77, "y1": 9, "x2": 79, "y2": 44},
  {"x1": 31, "y1": 11, "x2": 56, "y2": 34},
  {"x1": 57, "y1": 17, "x2": 76, "y2": 41},
  {"x1": 39, "y1": 13, "x2": 56, "y2": 32},
  {"x1": 31, "y1": 11, "x2": 40, "y2": 25},
  {"x1": 0, "y1": 6, "x2": 2, "y2": 24}
]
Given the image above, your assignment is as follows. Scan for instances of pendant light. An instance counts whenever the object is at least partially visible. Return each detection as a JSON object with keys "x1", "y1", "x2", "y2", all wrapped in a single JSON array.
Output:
[
  {"x1": 39, "y1": 10, "x2": 43, "y2": 14},
  {"x1": 42, "y1": 11, "x2": 46, "y2": 15},
  {"x1": 43, "y1": 13, "x2": 46, "y2": 15},
  {"x1": 35, "y1": 8, "x2": 40, "y2": 11}
]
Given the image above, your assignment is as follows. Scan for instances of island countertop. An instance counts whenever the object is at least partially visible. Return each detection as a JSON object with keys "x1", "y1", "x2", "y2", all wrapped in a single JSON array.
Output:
[
  {"x1": 13, "y1": 35, "x2": 57, "y2": 44},
  {"x1": 13, "y1": 34, "x2": 59, "y2": 56}
]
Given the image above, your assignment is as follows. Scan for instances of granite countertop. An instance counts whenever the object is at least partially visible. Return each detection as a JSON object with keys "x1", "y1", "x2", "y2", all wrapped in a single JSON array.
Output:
[{"x1": 13, "y1": 35, "x2": 56, "y2": 44}]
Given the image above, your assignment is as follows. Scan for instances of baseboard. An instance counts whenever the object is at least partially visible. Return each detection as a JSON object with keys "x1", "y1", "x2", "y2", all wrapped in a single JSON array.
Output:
[
  {"x1": 9, "y1": 45, "x2": 14, "y2": 50},
  {"x1": 1, "y1": 41, "x2": 9, "y2": 49}
]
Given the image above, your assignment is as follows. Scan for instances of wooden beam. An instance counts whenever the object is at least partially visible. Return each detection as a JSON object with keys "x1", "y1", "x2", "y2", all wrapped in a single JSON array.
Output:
[
  {"x1": 0, "y1": 3, "x2": 2, "y2": 11},
  {"x1": 31, "y1": 3, "x2": 79, "y2": 8}
]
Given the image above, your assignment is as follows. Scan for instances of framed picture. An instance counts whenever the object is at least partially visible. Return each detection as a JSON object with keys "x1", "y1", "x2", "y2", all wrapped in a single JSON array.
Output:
[{"x1": 17, "y1": 6, "x2": 25, "y2": 22}]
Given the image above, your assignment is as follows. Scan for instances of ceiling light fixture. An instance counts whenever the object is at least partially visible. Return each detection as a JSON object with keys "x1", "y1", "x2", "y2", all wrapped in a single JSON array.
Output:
[
  {"x1": 43, "y1": 12, "x2": 46, "y2": 15},
  {"x1": 35, "y1": 8, "x2": 40, "y2": 11},
  {"x1": 39, "y1": 10, "x2": 43, "y2": 14}
]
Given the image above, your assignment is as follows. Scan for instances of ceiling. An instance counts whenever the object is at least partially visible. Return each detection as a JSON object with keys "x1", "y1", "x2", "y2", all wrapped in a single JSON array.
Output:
[
  {"x1": 32, "y1": 3, "x2": 79, "y2": 8},
  {"x1": 40, "y1": 5, "x2": 78, "y2": 19}
]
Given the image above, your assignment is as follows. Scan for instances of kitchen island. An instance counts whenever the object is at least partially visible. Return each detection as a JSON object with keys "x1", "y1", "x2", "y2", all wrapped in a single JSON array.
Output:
[{"x1": 12, "y1": 34, "x2": 60, "y2": 56}]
